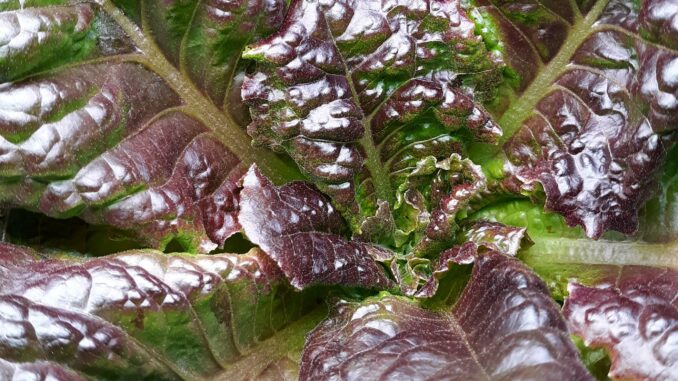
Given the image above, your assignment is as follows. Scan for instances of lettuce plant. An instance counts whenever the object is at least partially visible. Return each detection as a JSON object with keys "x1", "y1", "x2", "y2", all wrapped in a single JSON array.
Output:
[{"x1": 0, "y1": 0, "x2": 676, "y2": 379}]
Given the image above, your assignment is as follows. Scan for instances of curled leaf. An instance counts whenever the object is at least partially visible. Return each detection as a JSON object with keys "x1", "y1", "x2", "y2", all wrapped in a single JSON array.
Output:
[
  {"x1": 242, "y1": 0, "x2": 502, "y2": 241},
  {"x1": 412, "y1": 154, "x2": 488, "y2": 256},
  {"x1": 416, "y1": 220, "x2": 530, "y2": 298},
  {"x1": 491, "y1": 0, "x2": 678, "y2": 238},
  {"x1": 0, "y1": 0, "x2": 299, "y2": 252}
]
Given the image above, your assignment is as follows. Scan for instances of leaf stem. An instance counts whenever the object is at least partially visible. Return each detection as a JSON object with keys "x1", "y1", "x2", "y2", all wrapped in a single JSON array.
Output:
[
  {"x1": 472, "y1": 0, "x2": 610, "y2": 164},
  {"x1": 359, "y1": 128, "x2": 395, "y2": 206},
  {"x1": 521, "y1": 238, "x2": 678, "y2": 268},
  {"x1": 100, "y1": 0, "x2": 302, "y2": 183}
]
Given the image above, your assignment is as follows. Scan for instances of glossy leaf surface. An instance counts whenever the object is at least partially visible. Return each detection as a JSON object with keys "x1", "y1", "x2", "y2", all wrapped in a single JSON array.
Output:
[
  {"x1": 0, "y1": 243, "x2": 322, "y2": 380},
  {"x1": 477, "y1": 0, "x2": 678, "y2": 238},
  {"x1": 564, "y1": 266, "x2": 678, "y2": 380},
  {"x1": 0, "y1": 0, "x2": 300, "y2": 252},
  {"x1": 300, "y1": 252, "x2": 592, "y2": 380},
  {"x1": 1, "y1": 0, "x2": 677, "y2": 380},
  {"x1": 414, "y1": 220, "x2": 531, "y2": 297},
  {"x1": 239, "y1": 166, "x2": 393, "y2": 290},
  {"x1": 242, "y1": 0, "x2": 503, "y2": 244}
]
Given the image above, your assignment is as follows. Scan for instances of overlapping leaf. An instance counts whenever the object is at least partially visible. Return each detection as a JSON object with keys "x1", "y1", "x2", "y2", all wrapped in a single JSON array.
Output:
[
  {"x1": 389, "y1": 219, "x2": 530, "y2": 297},
  {"x1": 300, "y1": 252, "x2": 592, "y2": 380},
  {"x1": 0, "y1": 243, "x2": 322, "y2": 380},
  {"x1": 469, "y1": 166, "x2": 678, "y2": 381},
  {"x1": 136, "y1": 0, "x2": 289, "y2": 123},
  {"x1": 415, "y1": 220, "x2": 531, "y2": 297},
  {"x1": 238, "y1": 166, "x2": 393, "y2": 290},
  {"x1": 242, "y1": 0, "x2": 504, "y2": 243},
  {"x1": 474, "y1": 0, "x2": 678, "y2": 238},
  {"x1": 469, "y1": 192, "x2": 678, "y2": 302},
  {"x1": 0, "y1": 0, "x2": 300, "y2": 252},
  {"x1": 1, "y1": 0, "x2": 677, "y2": 380}
]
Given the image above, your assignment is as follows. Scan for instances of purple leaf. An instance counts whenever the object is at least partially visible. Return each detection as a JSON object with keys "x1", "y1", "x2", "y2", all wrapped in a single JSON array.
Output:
[
  {"x1": 300, "y1": 252, "x2": 592, "y2": 380},
  {"x1": 563, "y1": 266, "x2": 678, "y2": 380},
  {"x1": 492, "y1": 0, "x2": 678, "y2": 238},
  {"x1": 412, "y1": 155, "x2": 488, "y2": 256},
  {"x1": 416, "y1": 220, "x2": 530, "y2": 298},
  {"x1": 143, "y1": 0, "x2": 287, "y2": 115},
  {"x1": 460, "y1": 220, "x2": 532, "y2": 256},
  {"x1": 242, "y1": 0, "x2": 502, "y2": 233},
  {"x1": 239, "y1": 166, "x2": 393, "y2": 290},
  {"x1": 0, "y1": 0, "x2": 300, "y2": 252},
  {"x1": 2, "y1": 0, "x2": 678, "y2": 379}
]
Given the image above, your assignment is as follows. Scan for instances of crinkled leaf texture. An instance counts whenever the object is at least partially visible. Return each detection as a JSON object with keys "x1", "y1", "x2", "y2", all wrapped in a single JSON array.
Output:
[
  {"x1": 563, "y1": 266, "x2": 678, "y2": 381},
  {"x1": 238, "y1": 166, "x2": 393, "y2": 290},
  {"x1": 1, "y1": 0, "x2": 678, "y2": 380},
  {"x1": 389, "y1": 219, "x2": 531, "y2": 298},
  {"x1": 476, "y1": 0, "x2": 678, "y2": 238},
  {"x1": 242, "y1": 0, "x2": 503, "y2": 247},
  {"x1": 472, "y1": 154, "x2": 678, "y2": 381},
  {"x1": 300, "y1": 252, "x2": 593, "y2": 381},
  {"x1": 0, "y1": 0, "x2": 301, "y2": 252},
  {"x1": 0, "y1": 243, "x2": 324, "y2": 380}
]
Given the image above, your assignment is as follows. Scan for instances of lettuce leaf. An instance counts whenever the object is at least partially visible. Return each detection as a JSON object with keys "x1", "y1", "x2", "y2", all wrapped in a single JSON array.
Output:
[
  {"x1": 0, "y1": 243, "x2": 323, "y2": 380},
  {"x1": 300, "y1": 252, "x2": 592, "y2": 380},
  {"x1": 0, "y1": 0, "x2": 677, "y2": 380},
  {"x1": 564, "y1": 266, "x2": 678, "y2": 380},
  {"x1": 0, "y1": 0, "x2": 300, "y2": 251},
  {"x1": 472, "y1": 0, "x2": 678, "y2": 238},
  {"x1": 241, "y1": 0, "x2": 503, "y2": 248}
]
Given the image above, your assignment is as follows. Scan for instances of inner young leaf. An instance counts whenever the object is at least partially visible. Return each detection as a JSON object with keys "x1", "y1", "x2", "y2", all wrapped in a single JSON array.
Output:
[{"x1": 242, "y1": 0, "x2": 504, "y2": 247}]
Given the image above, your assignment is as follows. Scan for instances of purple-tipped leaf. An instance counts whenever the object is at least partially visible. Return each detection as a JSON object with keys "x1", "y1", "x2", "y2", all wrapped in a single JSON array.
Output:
[
  {"x1": 0, "y1": 0, "x2": 299, "y2": 252},
  {"x1": 416, "y1": 220, "x2": 530, "y2": 298},
  {"x1": 0, "y1": 243, "x2": 320, "y2": 380},
  {"x1": 242, "y1": 0, "x2": 503, "y2": 236}
]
